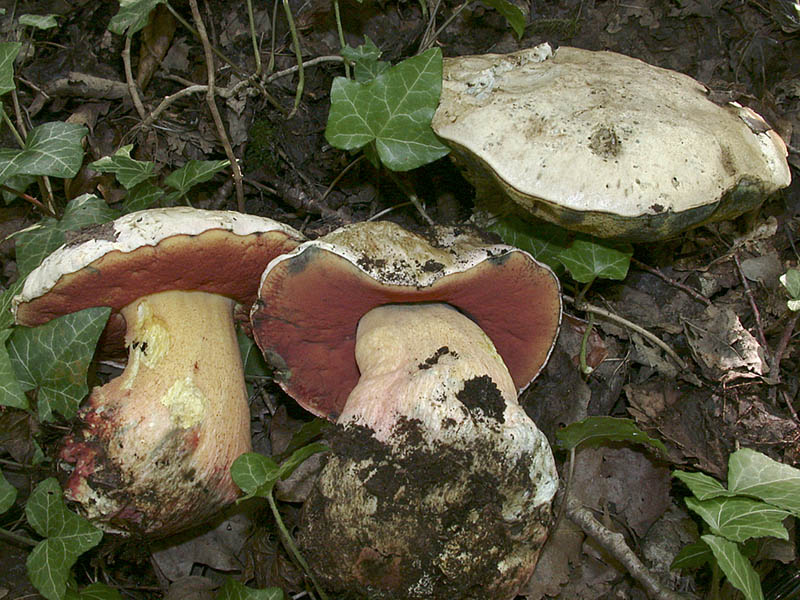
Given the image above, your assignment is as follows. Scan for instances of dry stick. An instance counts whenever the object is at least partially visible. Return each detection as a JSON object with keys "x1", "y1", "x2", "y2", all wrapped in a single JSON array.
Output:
[
  {"x1": 1, "y1": 184, "x2": 55, "y2": 217},
  {"x1": 769, "y1": 311, "x2": 800, "y2": 383},
  {"x1": 563, "y1": 294, "x2": 688, "y2": 370},
  {"x1": 733, "y1": 252, "x2": 770, "y2": 357},
  {"x1": 631, "y1": 258, "x2": 711, "y2": 306},
  {"x1": 122, "y1": 34, "x2": 148, "y2": 120},
  {"x1": 188, "y1": 0, "x2": 245, "y2": 213},
  {"x1": 564, "y1": 496, "x2": 693, "y2": 600}
]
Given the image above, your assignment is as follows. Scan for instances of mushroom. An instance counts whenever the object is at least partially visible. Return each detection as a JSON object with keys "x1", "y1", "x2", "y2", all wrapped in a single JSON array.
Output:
[
  {"x1": 13, "y1": 207, "x2": 304, "y2": 536},
  {"x1": 431, "y1": 43, "x2": 792, "y2": 242},
  {"x1": 250, "y1": 221, "x2": 561, "y2": 599}
]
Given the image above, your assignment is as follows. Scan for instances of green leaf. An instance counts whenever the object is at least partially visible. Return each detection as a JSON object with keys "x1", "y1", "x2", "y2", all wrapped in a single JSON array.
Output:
[
  {"x1": 0, "y1": 468, "x2": 17, "y2": 513},
  {"x1": 482, "y1": 0, "x2": 526, "y2": 38},
  {"x1": 670, "y1": 540, "x2": 713, "y2": 569},
  {"x1": 277, "y1": 442, "x2": 328, "y2": 480},
  {"x1": 0, "y1": 122, "x2": 87, "y2": 186},
  {"x1": 122, "y1": 180, "x2": 164, "y2": 212},
  {"x1": 0, "y1": 279, "x2": 24, "y2": 330},
  {"x1": 108, "y1": 0, "x2": 165, "y2": 35},
  {"x1": 275, "y1": 419, "x2": 328, "y2": 463},
  {"x1": 164, "y1": 159, "x2": 230, "y2": 197},
  {"x1": 325, "y1": 47, "x2": 450, "y2": 171},
  {"x1": 555, "y1": 416, "x2": 667, "y2": 453},
  {"x1": 701, "y1": 534, "x2": 763, "y2": 600},
  {"x1": 0, "y1": 42, "x2": 22, "y2": 96},
  {"x1": 0, "y1": 328, "x2": 28, "y2": 409},
  {"x1": 556, "y1": 236, "x2": 633, "y2": 283},
  {"x1": 25, "y1": 478, "x2": 103, "y2": 600},
  {"x1": 685, "y1": 496, "x2": 789, "y2": 543},
  {"x1": 90, "y1": 145, "x2": 156, "y2": 190},
  {"x1": 18, "y1": 14, "x2": 59, "y2": 29},
  {"x1": 15, "y1": 194, "x2": 118, "y2": 277},
  {"x1": 215, "y1": 578, "x2": 284, "y2": 600},
  {"x1": 65, "y1": 583, "x2": 123, "y2": 600},
  {"x1": 728, "y1": 448, "x2": 800, "y2": 516},
  {"x1": 673, "y1": 470, "x2": 734, "y2": 500},
  {"x1": 341, "y1": 37, "x2": 390, "y2": 83},
  {"x1": 237, "y1": 330, "x2": 270, "y2": 381},
  {"x1": 231, "y1": 443, "x2": 328, "y2": 500},
  {"x1": 9, "y1": 307, "x2": 110, "y2": 421},
  {"x1": 486, "y1": 214, "x2": 569, "y2": 272},
  {"x1": 230, "y1": 452, "x2": 280, "y2": 500}
]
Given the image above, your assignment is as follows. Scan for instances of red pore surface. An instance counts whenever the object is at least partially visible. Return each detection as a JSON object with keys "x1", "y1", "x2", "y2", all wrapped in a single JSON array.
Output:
[
  {"x1": 251, "y1": 246, "x2": 561, "y2": 420},
  {"x1": 15, "y1": 229, "x2": 300, "y2": 329}
]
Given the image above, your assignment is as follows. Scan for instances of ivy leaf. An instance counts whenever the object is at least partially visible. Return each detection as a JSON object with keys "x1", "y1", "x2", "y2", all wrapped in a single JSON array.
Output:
[
  {"x1": 230, "y1": 452, "x2": 281, "y2": 500},
  {"x1": 64, "y1": 583, "x2": 123, "y2": 600},
  {"x1": 780, "y1": 269, "x2": 800, "y2": 311},
  {"x1": 728, "y1": 448, "x2": 800, "y2": 516},
  {"x1": 274, "y1": 419, "x2": 328, "y2": 463},
  {"x1": 556, "y1": 236, "x2": 633, "y2": 283},
  {"x1": 164, "y1": 159, "x2": 230, "y2": 199},
  {"x1": 108, "y1": 0, "x2": 165, "y2": 35},
  {"x1": 341, "y1": 37, "x2": 390, "y2": 83},
  {"x1": 670, "y1": 540, "x2": 713, "y2": 569},
  {"x1": 701, "y1": 534, "x2": 763, "y2": 600},
  {"x1": 215, "y1": 578, "x2": 284, "y2": 600},
  {"x1": 0, "y1": 468, "x2": 17, "y2": 513},
  {"x1": 0, "y1": 328, "x2": 28, "y2": 409},
  {"x1": 237, "y1": 329, "x2": 271, "y2": 396},
  {"x1": 685, "y1": 496, "x2": 790, "y2": 543},
  {"x1": 122, "y1": 180, "x2": 164, "y2": 212},
  {"x1": 90, "y1": 145, "x2": 156, "y2": 190},
  {"x1": 325, "y1": 47, "x2": 450, "y2": 171},
  {"x1": 15, "y1": 194, "x2": 118, "y2": 277},
  {"x1": 555, "y1": 416, "x2": 667, "y2": 454},
  {"x1": 0, "y1": 42, "x2": 22, "y2": 96},
  {"x1": 482, "y1": 0, "x2": 526, "y2": 38},
  {"x1": 25, "y1": 478, "x2": 103, "y2": 600},
  {"x1": 0, "y1": 122, "x2": 87, "y2": 186},
  {"x1": 231, "y1": 443, "x2": 328, "y2": 500},
  {"x1": 18, "y1": 14, "x2": 59, "y2": 29},
  {"x1": 673, "y1": 470, "x2": 734, "y2": 501},
  {"x1": 8, "y1": 307, "x2": 110, "y2": 421},
  {"x1": 487, "y1": 214, "x2": 569, "y2": 272}
]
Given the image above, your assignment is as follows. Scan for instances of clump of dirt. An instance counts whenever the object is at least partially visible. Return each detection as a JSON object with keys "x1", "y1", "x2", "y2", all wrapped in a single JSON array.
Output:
[{"x1": 300, "y1": 406, "x2": 552, "y2": 599}]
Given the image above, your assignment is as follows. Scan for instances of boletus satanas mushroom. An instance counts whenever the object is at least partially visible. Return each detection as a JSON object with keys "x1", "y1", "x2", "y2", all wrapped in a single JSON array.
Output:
[
  {"x1": 13, "y1": 207, "x2": 304, "y2": 536},
  {"x1": 431, "y1": 43, "x2": 792, "y2": 241},
  {"x1": 250, "y1": 221, "x2": 562, "y2": 599}
]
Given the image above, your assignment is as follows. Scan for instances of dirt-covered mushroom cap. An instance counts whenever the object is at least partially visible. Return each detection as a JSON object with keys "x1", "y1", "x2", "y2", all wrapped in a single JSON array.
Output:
[
  {"x1": 250, "y1": 220, "x2": 562, "y2": 420},
  {"x1": 13, "y1": 207, "x2": 304, "y2": 537},
  {"x1": 431, "y1": 44, "x2": 792, "y2": 241}
]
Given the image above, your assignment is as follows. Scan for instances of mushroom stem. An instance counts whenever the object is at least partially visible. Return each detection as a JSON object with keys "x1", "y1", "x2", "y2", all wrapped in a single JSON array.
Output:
[
  {"x1": 301, "y1": 303, "x2": 557, "y2": 599},
  {"x1": 60, "y1": 289, "x2": 251, "y2": 536}
]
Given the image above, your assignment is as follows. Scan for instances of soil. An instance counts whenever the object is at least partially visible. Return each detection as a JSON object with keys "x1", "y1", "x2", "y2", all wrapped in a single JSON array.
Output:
[{"x1": 1, "y1": 0, "x2": 799, "y2": 599}]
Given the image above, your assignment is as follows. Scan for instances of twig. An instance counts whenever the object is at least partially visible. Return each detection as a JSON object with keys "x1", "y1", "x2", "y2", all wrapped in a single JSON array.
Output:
[
  {"x1": 631, "y1": 258, "x2": 710, "y2": 306},
  {"x1": 264, "y1": 56, "x2": 344, "y2": 84},
  {"x1": 781, "y1": 389, "x2": 800, "y2": 422},
  {"x1": 188, "y1": 0, "x2": 245, "y2": 212},
  {"x1": 563, "y1": 294, "x2": 688, "y2": 370},
  {"x1": 768, "y1": 312, "x2": 800, "y2": 382},
  {"x1": 281, "y1": 0, "x2": 304, "y2": 117},
  {"x1": 122, "y1": 34, "x2": 148, "y2": 120},
  {"x1": 0, "y1": 527, "x2": 37, "y2": 548},
  {"x1": 733, "y1": 252, "x2": 769, "y2": 357},
  {"x1": 564, "y1": 496, "x2": 693, "y2": 600},
  {"x1": 0, "y1": 184, "x2": 55, "y2": 217},
  {"x1": 319, "y1": 155, "x2": 365, "y2": 205}
]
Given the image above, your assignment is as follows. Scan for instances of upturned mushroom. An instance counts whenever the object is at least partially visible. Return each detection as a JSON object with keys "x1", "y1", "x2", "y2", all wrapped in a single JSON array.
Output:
[
  {"x1": 251, "y1": 221, "x2": 562, "y2": 599},
  {"x1": 431, "y1": 43, "x2": 792, "y2": 241},
  {"x1": 13, "y1": 207, "x2": 304, "y2": 536}
]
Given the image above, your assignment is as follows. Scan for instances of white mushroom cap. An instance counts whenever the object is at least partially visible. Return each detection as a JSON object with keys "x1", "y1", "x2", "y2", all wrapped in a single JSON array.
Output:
[
  {"x1": 14, "y1": 207, "x2": 305, "y2": 327},
  {"x1": 432, "y1": 44, "x2": 792, "y2": 241}
]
